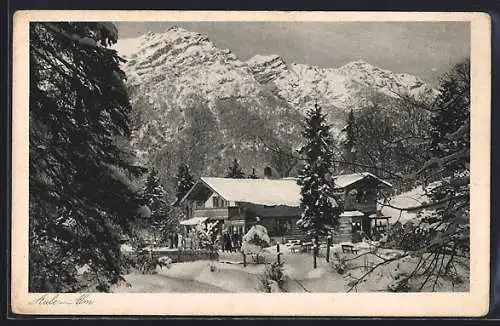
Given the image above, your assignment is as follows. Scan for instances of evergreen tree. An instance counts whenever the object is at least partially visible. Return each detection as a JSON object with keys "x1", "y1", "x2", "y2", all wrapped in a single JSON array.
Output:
[
  {"x1": 340, "y1": 109, "x2": 357, "y2": 173},
  {"x1": 141, "y1": 169, "x2": 172, "y2": 245},
  {"x1": 144, "y1": 169, "x2": 167, "y2": 211},
  {"x1": 297, "y1": 103, "x2": 341, "y2": 268},
  {"x1": 248, "y1": 167, "x2": 259, "y2": 179},
  {"x1": 428, "y1": 59, "x2": 470, "y2": 178},
  {"x1": 175, "y1": 163, "x2": 195, "y2": 204},
  {"x1": 420, "y1": 59, "x2": 470, "y2": 253},
  {"x1": 29, "y1": 22, "x2": 144, "y2": 292},
  {"x1": 225, "y1": 158, "x2": 246, "y2": 178}
]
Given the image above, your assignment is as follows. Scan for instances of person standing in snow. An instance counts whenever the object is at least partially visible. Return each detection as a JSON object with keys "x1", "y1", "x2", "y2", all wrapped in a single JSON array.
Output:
[
  {"x1": 221, "y1": 231, "x2": 227, "y2": 252},
  {"x1": 233, "y1": 232, "x2": 241, "y2": 249},
  {"x1": 228, "y1": 233, "x2": 235, "y2": 252},
  {"x1": 223, "y1": 232, "x2": 232, "y2": 252},
  {"x1": 177, "y1": 233, "x2": 183, "y2": 249}
]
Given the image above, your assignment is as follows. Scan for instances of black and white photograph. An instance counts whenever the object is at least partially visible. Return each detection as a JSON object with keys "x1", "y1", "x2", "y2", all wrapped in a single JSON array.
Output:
[{"x1": 11, "y1": 11, "x2": 490, "y2": 316}]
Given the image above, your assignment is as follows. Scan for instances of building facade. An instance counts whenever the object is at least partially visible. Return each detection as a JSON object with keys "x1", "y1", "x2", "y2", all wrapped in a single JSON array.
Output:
[{"x1": 178, "y1": 172, "x2": 392, "y2": 243}]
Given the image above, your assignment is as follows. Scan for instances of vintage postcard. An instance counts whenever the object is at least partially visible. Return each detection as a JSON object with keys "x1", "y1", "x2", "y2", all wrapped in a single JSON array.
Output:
[{"x1": 11, "y1": 11, "x2": 490, "y2": 316}]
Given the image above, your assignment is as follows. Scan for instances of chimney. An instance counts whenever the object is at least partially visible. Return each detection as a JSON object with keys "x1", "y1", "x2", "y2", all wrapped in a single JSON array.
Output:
[{"x1": 263, "y1": 166, "x2": 273, "y2": 179}]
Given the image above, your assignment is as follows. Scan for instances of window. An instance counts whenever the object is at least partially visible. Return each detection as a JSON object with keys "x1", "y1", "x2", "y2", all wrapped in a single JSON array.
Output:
[
  {"x1": 212, "y1": 196, "x2": 226, "y2": 208},
  {"x1": 351, "y1": 221, "x2": 362, "y2": 232}
]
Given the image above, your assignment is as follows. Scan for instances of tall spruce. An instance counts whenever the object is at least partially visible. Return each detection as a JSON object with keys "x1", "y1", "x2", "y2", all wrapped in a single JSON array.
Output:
[
  {"x1": 340, "y1": 109, "x2": 357, "y2": 173},
  {"x1": 29, "y1": 22, "x2": 144, "y2": 292},
  {"x1": 141, "y1": 169, "x2": 172, "y2": 244},
  {"x1": 297, "y1": 103, "x2": 340, "y2": 268},
  {"x1": 225, "y1": 158, "x2": 246, "y2": 178},
  {"x1": 175, "y1": 163, "x2": 195, "y2": 204},
  {"x1": 144, "y1": 169, "x2": 167, "y2": 211}
]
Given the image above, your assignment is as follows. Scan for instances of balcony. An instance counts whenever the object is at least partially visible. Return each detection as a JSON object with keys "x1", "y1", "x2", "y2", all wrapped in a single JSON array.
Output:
[
  {"x1": 192, "y1": 207, "x2": 241, "y2": 220},
  {"x1": 344, "y1": 201, "x2": 377, "y2": 214},
  {"x1": 353, "y1": 202, "x2": 377, "y2": 214}
]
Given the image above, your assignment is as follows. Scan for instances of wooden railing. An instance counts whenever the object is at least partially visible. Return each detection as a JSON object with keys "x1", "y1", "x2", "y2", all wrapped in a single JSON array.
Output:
[{"x1": 353, "y1": 202, "x2": 377, "y2": 213}]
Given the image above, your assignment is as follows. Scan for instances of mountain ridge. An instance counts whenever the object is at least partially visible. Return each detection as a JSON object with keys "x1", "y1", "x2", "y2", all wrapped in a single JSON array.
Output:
[{"x1": 113, "y1": 27, "x2": 436, "y2": 196}]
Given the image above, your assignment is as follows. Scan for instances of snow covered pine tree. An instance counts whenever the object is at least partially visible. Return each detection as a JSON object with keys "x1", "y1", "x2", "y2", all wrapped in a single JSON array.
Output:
[
  {"x1": 141, "y1": 169, "x2": 173, "y2": 245},
  {"x1": 175, "y1": 163, "x2": 195, "y2": 204},
  {"x1": 297, "y1": 103, "x2": 341, "y2": 268},
  {"x1": 29, "y1": 22, "x2": 144, "y2": 292}
]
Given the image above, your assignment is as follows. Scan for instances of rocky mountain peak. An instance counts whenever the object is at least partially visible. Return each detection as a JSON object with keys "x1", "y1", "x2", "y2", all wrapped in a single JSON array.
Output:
[
  {"x1": 113, "y1": 28, "x2": 436, "y2": 191},
  {"x1": 247, "y1": 54, "x2": 290, "y2": 84}
]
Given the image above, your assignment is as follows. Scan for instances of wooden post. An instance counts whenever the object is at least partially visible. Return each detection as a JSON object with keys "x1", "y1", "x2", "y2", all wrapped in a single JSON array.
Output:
[
  {"x1": 276, "y1": 243, "x2": 281, "y2": 264},
  {"x1": 313, "y1": 237, "x2": 317, "y2": 269},
  {"x1": 243, "y1": 253, "x2": 247, "y2": 267},
  {"x1": 326, "y1": 235, "x2": 331, "y2": 263}
]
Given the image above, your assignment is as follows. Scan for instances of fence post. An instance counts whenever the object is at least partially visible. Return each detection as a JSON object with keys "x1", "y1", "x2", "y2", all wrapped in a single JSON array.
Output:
[
  {"x1": 243, "y1": 253, "x2": 247, "y2": 267},
  {"x1": 326, "y1": 235, "x2": 331, "y2": 263},
  {"x1": 312, "y1": 237, "x2": 317, "y2": 269}
]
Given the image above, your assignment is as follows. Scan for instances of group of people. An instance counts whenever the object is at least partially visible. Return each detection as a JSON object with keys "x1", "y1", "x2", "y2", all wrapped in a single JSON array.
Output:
[{"x1": 218, "y1": 231, "x2": 243, "y2": 252}]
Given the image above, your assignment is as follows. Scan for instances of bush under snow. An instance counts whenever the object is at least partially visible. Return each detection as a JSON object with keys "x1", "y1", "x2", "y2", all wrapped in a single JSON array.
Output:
[{"x1": 241, "y1": 224, "x2": 271, "y2": 263}]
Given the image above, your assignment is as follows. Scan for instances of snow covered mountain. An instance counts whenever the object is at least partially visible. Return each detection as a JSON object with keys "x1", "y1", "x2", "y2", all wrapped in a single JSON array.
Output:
[{"x1": 114, "y1": 26, "x2": 435, "y2": 190}]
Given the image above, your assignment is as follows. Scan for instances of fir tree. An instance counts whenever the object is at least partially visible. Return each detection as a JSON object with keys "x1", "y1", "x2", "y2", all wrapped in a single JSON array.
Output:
[
  {"x1": 225, "y1": 158, "x2": 246, "y2": 178},
  {"x1": 428, "y1": 59, "x2": 470, "y2": 177},
  {"x1": 29, "y1": 22, "x2": 144, "y2": 292},
  {"x1": 297, "y1": 103, "x2": 341, "y2": 268},
  {"x1": 175, "y1": 163, "x2": 195, "y2": 204},
  {"x1": 248, "y1": 167, "x2": 259, "y2": 179},
  {"x1": 141, "y1": 169, "x2": 172, "y2": 245},
  {"x1": 420, "y1": 59, "x2": 470, "y2": 253},
  {"x1": 340, "y1": 109, "x2": 357, "y2": 173},
  {"x1": 144, "y1": 169, "x2": 166, "y2": 210}
]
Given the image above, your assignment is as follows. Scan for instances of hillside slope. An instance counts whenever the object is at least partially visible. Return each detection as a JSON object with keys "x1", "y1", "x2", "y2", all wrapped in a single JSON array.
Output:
[{"x1": 114, "y1": 26, "x2": 435, "y2": 195}]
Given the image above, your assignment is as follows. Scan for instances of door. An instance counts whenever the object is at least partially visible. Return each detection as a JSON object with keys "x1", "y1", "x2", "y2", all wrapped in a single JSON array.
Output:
[{"x1": 362, "y1": 215, "x2": 371, "y2": 236}]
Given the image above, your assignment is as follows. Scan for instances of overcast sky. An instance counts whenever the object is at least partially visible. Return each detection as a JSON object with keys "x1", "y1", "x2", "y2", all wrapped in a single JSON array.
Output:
[{"x1": 115, "y1": 21, "x2": 470, "y2": 85}]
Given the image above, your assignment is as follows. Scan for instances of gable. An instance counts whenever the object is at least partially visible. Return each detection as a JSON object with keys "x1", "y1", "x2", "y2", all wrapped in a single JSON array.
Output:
[
  {"x1": 332, "y1": 172, "x2": 392, "y2": 190},
  {"x1": 180, "y1": 177, "x2": 301, "y2": 207}
]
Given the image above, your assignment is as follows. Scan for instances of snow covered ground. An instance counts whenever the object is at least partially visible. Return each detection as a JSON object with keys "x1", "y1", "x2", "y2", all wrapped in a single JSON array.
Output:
[{"x1": 112, "y1": 244, "x2": 468, "y2": 293}]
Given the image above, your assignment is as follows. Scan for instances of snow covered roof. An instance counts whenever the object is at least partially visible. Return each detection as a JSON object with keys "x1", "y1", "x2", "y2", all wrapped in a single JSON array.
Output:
[
  {"x1": 180, "y1": 172, "x2": 391, "y2": 207},
  {"x1": 340, "y1": 211, "x2": 365, "y2": 217},
  {"x1": 183, "y1": 177, "x2": 302, "y2": 207},
  {"x1": 379, "y1": 186, "x2": 430, "y2": 224},
  {"x1": 332, "y1": 172, "x2": 392, "y2": 189}
]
